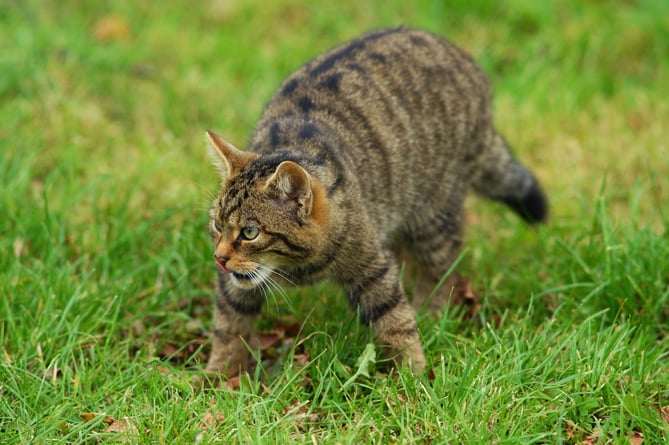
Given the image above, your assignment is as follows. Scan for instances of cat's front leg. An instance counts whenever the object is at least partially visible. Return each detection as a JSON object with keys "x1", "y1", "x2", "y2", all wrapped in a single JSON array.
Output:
[
  {"x1": 372, "y1": 299, "x2": 427, "y2": 373},
  {"x1": 346, "y1": 257, "x2": 427, "y2": 374},
  {"x1": 201, "y1": 273, "x2": 262, "y2": 385}
]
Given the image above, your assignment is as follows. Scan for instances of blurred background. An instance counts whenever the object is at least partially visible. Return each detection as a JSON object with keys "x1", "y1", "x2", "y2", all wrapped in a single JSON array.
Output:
[{"x1": 3, "y1": 0, "x2": 667, "y2": 225}]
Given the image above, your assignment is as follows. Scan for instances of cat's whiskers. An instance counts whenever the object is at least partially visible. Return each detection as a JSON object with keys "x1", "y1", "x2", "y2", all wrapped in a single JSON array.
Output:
[
  {"x1": 266, "y1": 266, "x2": 297, "y2": 288},
  {"x1": 246, "y1": 263, "x2": 282, "y2": 311},
  {"x1": 196, "y1": 186, "x2": 220, "y2": 213},
  {"x1": 256, "y1": 264, "x2": 297, "y2": 312}
]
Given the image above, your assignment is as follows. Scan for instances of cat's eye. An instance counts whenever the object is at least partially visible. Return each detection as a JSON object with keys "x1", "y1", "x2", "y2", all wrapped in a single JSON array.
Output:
[
  {"x1": 240, "y1": 226, "x2": 260, "y2": 241},
  {"x1": 212, "y1": 220, "x2": 222, "y2": 232}
]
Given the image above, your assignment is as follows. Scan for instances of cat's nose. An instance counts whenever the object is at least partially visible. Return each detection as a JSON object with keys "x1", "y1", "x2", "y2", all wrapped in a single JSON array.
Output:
[
  {"x1": 214, "y1": 254, "x2": 232, "y2": 273},
  {"x1": 214, "y1": 253, "x2": 230, "y2": 264}
]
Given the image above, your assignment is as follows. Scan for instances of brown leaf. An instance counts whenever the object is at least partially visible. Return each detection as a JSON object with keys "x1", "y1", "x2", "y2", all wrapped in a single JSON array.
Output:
[
  {"x1": 186, "y1": 319, "x2": 204, "y2": 333},
  {"x1": 453, "y1": 275, "x2": 482, "y2": 318},
  {"x1": 157, "y1": 342, "x2": 180, "y2": 359},
  {"x1": 386, "y1": 392, "x2": 408, "y2": 408},
  {"x1": 282, "y1": 400, "x2": 318, "y2": 428},
  {"x1": 274, "y1": 318, "x2": 302, "y2": 338},
  {"x1": 542, "y1": 292, "x2": 560, "y2": 314},
  {"x1": 80, "y1": 413, "x2": 114, "y2": 425},
  {"x1": 564, "y1": 420, "x2": 579, "y2": 440},
  {"x1": 629, "y1": 431, "x2": 644, "y2": 445},
  {"x1": 131, "y1": 319, "x2": 146, "y2": 336},
  {"x1": 658, "y1": 405, "x2": 669, "y2": 424},
  {"x1": 579, "y1": 426, "x2": 601, "y2": 445},
  {"x1": 199, "y1": 411, "x2": 226, "y2": 430},
  {"x1": 105, "y1": 418, "x2": 139, "y2": 442},
  {"x1": 292, "y1": 353, "x2": 310, "y2": 367},
  {"x1": 92, "y1": 15, "x2": 131, "y2": 43},
  {"x1": 223, "y1": 375, "x2": 242, "y2": 391},
  {"x1": 76, "y1": 342, "x2": 96, "y2": 351},
  {"x1": 43, "y1": 364, "x2": 62, "y2": 382},
  {"x1": 2, "y1": 348, "x2": 12, "y2": 365},
  {"x1": 13, "y1": 238, "x2": 26, "y2": 258},
  {"x1": 255, "y1": 329, "x2": 284, "y2": 351},
  {"x1": 80, "y1": 413, "x2": 96, "y2": 422}
]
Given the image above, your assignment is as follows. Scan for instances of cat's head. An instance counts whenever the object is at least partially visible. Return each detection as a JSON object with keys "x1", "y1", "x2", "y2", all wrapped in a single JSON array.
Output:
[{"x1": 206, "y1": 131, "x2": 328, "y2": 289}]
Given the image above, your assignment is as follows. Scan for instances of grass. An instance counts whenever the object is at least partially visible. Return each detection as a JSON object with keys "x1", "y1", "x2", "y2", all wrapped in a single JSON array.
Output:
[{"x1": 1, "y1": 0, "x2": 668, "y2": 443}]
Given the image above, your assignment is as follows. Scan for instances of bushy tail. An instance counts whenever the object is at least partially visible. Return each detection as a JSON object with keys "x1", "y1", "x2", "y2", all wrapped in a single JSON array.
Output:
[{"x1": 471, "y1": 133, "x2": 548, "y2": 224}]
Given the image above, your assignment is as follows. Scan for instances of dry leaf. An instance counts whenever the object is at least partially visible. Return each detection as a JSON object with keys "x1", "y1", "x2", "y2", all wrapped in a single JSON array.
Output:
[
  {"x1": 629, "y1": 431, "x2": 644, "y2": 445},
  {"x1": 199, "y1": 411, "x2": 226, "y2": 430},
  {"x1": 658, "y1": 405, "x2": 669, "y2": 424},
  {"x1": 105, "y1": 418, "x2": 139, "y2": 442},
  {"x1": 275, "y1": 319, "x2": 302, "y2": 338},
  {"x1": 43, "y1": 364, "x2": 62, "y2": 382},
  {"x1": 13, "y1": 238, "x2": 26, "y2": 258},
  {"x1": 80, "y1": 413, "x2": 114, "y2": 424},
  {"x1": 158, "y1": 343, "x2": 179, "y2": 359},
  {"x1": 293, "y1": 353, "x2": 310, "y2": 367},
  {"x1": 92, "y1": 15, "x2": 131, "y2": 42},
  {"x1": 542, "y1": 292, "x2": 560, "y2": 314},
  {"x1": 579, "y1": 426, "x2": 601, "y2": 445},
  {"x1": 386, "y1": 392, "x2": 407, "y2": 408},
  {"x1": 453, "y1": 276, "x2": 482, "y2": 318},
  {"x1": 132, "y1": 319, "x2": 146, "y2": 336},
  {"x1": 80, "y1": 413, "x2": 96, "y2": 422},
  {"x1": 283, "y1": 400, "x2": 318, "y2": 427},
  {"x1": 564, "y1": 419, "x2": 579, "y2": 440},
  {"x1": 2, "y1": 348, "x2": 12, "y2": 365},
  {"x1": 223, "y1": 375, "x2": 242, "y2": 391},
  {"x1": 255, "y1": 329, "x2": 284, "y2": 351}
]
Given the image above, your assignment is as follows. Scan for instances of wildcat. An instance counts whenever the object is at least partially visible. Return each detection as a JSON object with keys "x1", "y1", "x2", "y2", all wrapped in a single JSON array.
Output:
[{"x1": 203, "y1": 27, "x2": 547, "y2": 380}]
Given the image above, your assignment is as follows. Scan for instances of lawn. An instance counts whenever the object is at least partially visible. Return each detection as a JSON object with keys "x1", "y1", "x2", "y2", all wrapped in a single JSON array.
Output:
[{"x1": 1, "y1": 0, "x2": 668, "y2": 443}]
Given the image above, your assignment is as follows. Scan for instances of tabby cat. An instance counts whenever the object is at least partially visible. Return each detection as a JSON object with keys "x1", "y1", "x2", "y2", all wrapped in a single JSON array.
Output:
[{"x1": 203, "y1": 27, "x2": 547, "y2": 379}]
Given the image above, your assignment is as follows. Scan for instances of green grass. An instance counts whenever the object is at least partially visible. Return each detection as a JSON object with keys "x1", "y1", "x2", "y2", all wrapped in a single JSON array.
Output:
[{"x1": 2, "y1": 0, "x2": 668, "y2": 443}]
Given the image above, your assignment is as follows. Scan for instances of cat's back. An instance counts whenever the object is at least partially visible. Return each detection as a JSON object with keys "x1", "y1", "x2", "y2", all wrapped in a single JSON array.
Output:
[
  {"x1": 254, "y1": 27, "x2": 491, "y2": 170},
  {"x1": 249, "y1": 27, "x2": 497, "y2": 231},
  {"x1": 275, "y1": 27, "x2": 488, "y2": 112}
]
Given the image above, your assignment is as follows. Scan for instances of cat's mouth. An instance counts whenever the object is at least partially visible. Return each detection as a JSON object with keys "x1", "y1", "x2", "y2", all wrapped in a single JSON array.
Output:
[
  {"x1": 216, "y1": 261, "x2": 253, "y2": 281},
  {"x1": 215, "y1": 259, "x2": 267, "y2": 289},
  {"x1": 230, "y1": 270, "x2": 263, "y2": 290},
  {"x1": 232, "y1": 271, "x2": 253, "y2": 281}
]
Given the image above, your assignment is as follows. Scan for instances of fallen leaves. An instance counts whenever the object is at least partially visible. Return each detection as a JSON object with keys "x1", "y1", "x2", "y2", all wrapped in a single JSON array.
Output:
[
  {"x1": 79, "y1": 413, "x2": 139, "y2": 442},
  {"x1": 282, "y1": 399, "x2": 319, "y2": 426},
  {"x1": 629, "y1": 431, "x2": 644, "y2": 445},
  {"x1": 658, "y1": 405, "x2": 669, "y2": 424},
  {"x1": 452, "y1": 275, "x2": 482, "y2": 319},
  {"x1": 92, "y1": 15, "x2": 131, "y2": 43},
  {"x1": 198, "y1": 410, "x2": 226, "y2": 429},
  {"x1": 184, "y1": 317, "x2": 310, "y2": 390},
  {"x1": 13, "y1": 238, "x2": 27, "y2": 258},
  {"x1": 563, "y1": 404, "x2": 669, "y2": 445}
]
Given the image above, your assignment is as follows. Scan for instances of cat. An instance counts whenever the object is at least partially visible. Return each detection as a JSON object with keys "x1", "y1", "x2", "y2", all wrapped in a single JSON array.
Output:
[{"x1": 202, "y1": 27, "x2": 547, "y2": 381}]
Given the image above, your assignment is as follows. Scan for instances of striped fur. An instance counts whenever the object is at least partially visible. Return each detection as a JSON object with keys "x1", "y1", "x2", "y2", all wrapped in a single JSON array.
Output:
[{"x1": 203, "y1": 27, "x2": 547, "y2": 379}]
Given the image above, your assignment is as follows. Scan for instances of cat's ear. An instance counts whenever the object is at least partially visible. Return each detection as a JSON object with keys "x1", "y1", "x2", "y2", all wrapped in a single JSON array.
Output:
[
  {"x1": 206, "y1": 130, "x2": 256, "y2": 180},
  {"x1": 264, "y1": 161, "x2": 313, "y2": 216}
]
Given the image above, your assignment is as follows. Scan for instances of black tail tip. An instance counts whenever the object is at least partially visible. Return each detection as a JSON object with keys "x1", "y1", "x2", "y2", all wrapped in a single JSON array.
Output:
[{"x1": 502, "y1": 181, "x2": 548, "y2": 224}]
